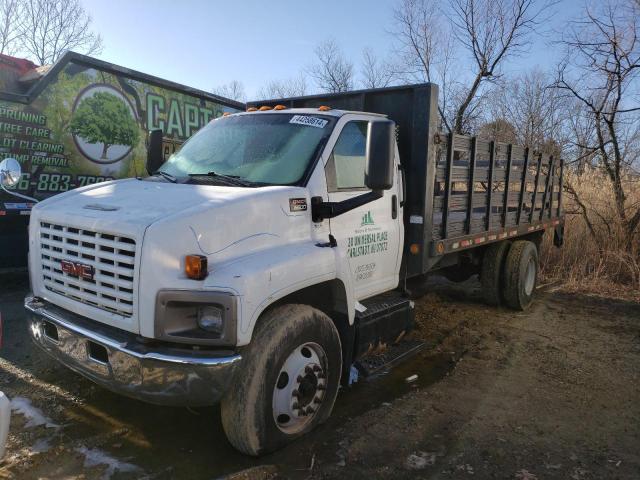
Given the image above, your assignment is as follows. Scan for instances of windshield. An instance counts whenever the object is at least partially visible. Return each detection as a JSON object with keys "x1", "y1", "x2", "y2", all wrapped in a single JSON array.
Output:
[{"x1": 159, "y1": 113, "x2": 336, "y2": 185}]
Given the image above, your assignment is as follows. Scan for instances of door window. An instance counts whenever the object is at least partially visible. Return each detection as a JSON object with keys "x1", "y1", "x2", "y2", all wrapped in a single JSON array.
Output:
[{"x1": 326, "y1": 121, "x2": 368, "y2": 191}]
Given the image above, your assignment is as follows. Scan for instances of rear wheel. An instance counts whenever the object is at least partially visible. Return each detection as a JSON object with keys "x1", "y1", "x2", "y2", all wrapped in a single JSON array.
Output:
[
  {"x1": 503, "y1": 240, "x2": 538, "y2": 310},
  {"x1": 221, "y1": 304, "x2": 342, "y2": 456},
  {"x1": 480, "y1": 241, "x2": 511, "y2": 306}
]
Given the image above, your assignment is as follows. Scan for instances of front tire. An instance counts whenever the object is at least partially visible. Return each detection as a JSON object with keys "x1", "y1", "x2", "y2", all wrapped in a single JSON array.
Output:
[
  {"x1": 503, "y1": 240, "x2": 539, "y2": 310},
  {"x1": 221, "y1": 304, "x2": 342, "y2": 456}
]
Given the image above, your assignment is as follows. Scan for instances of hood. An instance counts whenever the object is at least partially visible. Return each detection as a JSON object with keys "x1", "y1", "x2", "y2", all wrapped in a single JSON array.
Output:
[
  {"x1": 30, "y1": 178, "x2": 313, "y2": 335},
  {"x1": 33, "y1": 178, "x2": 307, "y2": 237}
]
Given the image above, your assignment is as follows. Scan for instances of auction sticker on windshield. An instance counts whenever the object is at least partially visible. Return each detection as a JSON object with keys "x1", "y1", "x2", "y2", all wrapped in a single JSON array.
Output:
[{"x1": 289, "y1": 115, "x2": 328, "y2": 128}]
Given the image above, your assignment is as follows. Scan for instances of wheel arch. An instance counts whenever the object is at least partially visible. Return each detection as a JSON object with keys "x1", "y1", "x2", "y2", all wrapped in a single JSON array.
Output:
[{"x1": 251, "y1": 279, "x2": 356, "y2": 387}]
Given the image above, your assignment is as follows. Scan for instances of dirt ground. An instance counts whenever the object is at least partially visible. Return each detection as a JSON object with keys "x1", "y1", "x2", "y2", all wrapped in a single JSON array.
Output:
[{"x1": 0, "y1": 272, "x2": 638, "y2": 479}]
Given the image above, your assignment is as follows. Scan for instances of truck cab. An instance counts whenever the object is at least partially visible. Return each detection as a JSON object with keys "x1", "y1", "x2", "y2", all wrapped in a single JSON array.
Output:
[{"x1": 22, "y1": 103, "x2": 412, "y2": 455}]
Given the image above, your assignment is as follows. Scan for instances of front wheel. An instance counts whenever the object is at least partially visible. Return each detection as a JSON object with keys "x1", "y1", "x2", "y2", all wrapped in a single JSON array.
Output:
[{"x1": 221, "y1": 304, "x2": 342, "y2": 456}]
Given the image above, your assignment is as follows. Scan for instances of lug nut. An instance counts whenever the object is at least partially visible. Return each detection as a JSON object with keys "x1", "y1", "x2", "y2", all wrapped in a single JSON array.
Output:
[
  {"x1": 305, "y1": 366, "x2": 313, "y2": 374},
  {"x1": 297, "y1": 375, "x2": 304, "y2": 383},
  {"x1": 313, "y1": 365, "x2": 321, "y2": 372},
  {"x1": 292, "y1": 389, "x2": 300, "y2": 398}
]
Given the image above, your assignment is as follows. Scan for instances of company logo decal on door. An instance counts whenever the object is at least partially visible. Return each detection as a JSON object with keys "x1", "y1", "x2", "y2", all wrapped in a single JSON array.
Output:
[
  {"x1": 347, "y1": 210, "x2": 388, "y2": 258},
  {"x1": 361, "y1": 211, "x2": 374, "y2": 226}
]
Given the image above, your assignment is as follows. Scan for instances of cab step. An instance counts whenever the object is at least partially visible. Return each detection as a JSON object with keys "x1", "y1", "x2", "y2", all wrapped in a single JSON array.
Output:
[
  {"x1": 352, "y1": 291, "x2": 416, "y2": 372},
  {"x1": 355, "y1": 339, "x2": 425, "y2": 377}
]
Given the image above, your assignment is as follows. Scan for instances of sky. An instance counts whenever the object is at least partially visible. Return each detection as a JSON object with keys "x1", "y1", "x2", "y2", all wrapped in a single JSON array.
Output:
[{"x1": 81, "y1": 0, "x2": 586, "y2": 101}]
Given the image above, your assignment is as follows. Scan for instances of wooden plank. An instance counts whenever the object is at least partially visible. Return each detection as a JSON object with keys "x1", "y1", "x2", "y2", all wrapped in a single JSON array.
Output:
[
  {"x1": 558, "y1": 157, "x2": 564, "y2": 217},
  {"x1": 466, "y1": 137, "x2": 477, "y2": 234},
  {"x1": 441, "y1": 133, "x2": 456, "y2": 239},
  {"x1": 502, "y1": 144, "x2": 513, "y2": 227},
  {"x1": 529, "y1": 152, "x2": 543, "y2": 223},
  {"x1": 485, "y1": 141, "x2": 496, "y2": 231},
  {"x1": 516, "y1": 147, "x2": 530, "y2": 224},
  {"x1": 539, "y1": 155, "x2": 554, "y2": 221}
]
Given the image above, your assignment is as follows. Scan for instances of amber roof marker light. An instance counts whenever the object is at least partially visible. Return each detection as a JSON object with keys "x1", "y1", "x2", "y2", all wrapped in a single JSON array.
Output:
[
  {"x1": 246, "y1": 107, "x2": 257, "y2": 112},
  {"x1": 318, "y1": 105, "x2": 332, "y2": 111},
  {"x1": 259, "y1": 106, "x2": 272, "y2": 111},
  {"x1": 274, "y1": 105, "x2": 287, "y2": 110}
]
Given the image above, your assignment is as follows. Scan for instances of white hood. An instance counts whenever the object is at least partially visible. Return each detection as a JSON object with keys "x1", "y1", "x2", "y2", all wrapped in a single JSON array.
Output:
[{"x1": 30, "y1": 178, "x2": 314, "y2": 335}]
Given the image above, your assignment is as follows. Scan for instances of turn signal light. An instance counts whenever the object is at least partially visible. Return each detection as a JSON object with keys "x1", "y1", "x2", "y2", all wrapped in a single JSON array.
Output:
[
  {"x1": 409, "y1": 243, "x2": 420, "y2": 255},
  {"x1": 185, "y1": 254, "x2": 208, "y2": 280},
  {"x1": 223, "y1": 112, "x2": 231, "y2": 116},
  {"x1": 274, "y1": 104, "x2": 287, "y2": 110},
  {"x1": 318, "y1": 105, "x2": 332, "y2": 111},
  {"x1": 259, "y1": 105, "x2": 272, "y2": 111}
]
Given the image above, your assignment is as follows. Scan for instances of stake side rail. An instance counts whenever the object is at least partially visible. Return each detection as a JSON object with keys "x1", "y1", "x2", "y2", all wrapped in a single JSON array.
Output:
[{"x1": 430, "y1": 132, "x2": 564, "y2": 257}]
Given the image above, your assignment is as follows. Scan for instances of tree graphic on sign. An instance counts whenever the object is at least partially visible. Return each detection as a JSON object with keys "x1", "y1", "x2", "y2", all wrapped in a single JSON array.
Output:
[{"x1": 70, "y1": 91, "x2": 140, "y2": 160}]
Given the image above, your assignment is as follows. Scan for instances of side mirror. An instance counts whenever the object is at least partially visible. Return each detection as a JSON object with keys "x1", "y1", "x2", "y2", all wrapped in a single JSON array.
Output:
[
  {"x1": 0, "y1": 157, "x2": 21, "y2": 188},
  {"x1": 365, "y1": 120, "x2": 395, "y2": 191},
  {"x1": 146, "y1": 129, "x2": 164, "y2": 175}
]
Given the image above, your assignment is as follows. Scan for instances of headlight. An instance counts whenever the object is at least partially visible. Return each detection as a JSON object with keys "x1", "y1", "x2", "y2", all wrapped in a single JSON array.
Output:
[
  {"x1": 155, "y1": 290, "x2": 237, "y2": 346},
  {"x1": 197, "y1": 306, "x2": 224, "y2": 333}
]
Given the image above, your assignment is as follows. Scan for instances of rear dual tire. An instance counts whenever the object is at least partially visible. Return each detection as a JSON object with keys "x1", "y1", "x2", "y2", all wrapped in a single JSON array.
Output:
[
  {"x1": 480, "y1": 241, "x2": 512, "y2": 306},
  {"x1": 480, "y1": 239, "x2": 539, "y2": 310},
  {"x1": 503, "y1": 240, "x2": 539, "y2": 310}
]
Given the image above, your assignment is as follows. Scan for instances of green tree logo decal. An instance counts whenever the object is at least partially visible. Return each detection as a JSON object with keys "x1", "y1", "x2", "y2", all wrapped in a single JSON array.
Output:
[
  {"x1": 361, "y1": 211, "x2": 374, "y2": 226},
  {"x1": 70, "y1": 91, "x2": 140, "y2": 161}
]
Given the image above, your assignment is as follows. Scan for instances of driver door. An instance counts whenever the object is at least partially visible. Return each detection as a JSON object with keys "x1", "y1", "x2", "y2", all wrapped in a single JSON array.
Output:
[{"x1": 325, "y1": 118, "x2": 402, "y2": 300}]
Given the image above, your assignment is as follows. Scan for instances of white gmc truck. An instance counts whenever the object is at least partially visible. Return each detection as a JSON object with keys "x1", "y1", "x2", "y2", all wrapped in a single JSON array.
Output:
[{"x1": 11, "y1": 84, "x2": 564, "y2": 455}]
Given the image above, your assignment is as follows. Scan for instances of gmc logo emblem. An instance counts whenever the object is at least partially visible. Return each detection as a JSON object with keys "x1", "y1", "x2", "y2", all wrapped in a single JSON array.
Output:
[{"x1": 60, "y1": 260, "x2": 95, "y2": 280}]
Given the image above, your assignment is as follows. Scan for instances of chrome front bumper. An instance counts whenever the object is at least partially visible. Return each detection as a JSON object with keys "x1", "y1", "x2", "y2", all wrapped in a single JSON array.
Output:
[{"x1": 25, "y1": 296, "x2": 242, "y2": 406}]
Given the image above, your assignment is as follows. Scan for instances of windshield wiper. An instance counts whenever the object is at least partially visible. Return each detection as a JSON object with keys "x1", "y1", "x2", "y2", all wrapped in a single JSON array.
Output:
[
  {"x1": 153, "y1": 171, "x2": 178, "y2": 183},
  {"x1": 188, "y1": 171, "x2": 258, "y2": 187}
]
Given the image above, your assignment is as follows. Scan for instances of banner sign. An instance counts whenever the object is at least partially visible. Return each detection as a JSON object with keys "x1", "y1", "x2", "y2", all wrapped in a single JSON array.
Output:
[{"x1": 0, "y1": 56, "x2": 241, "y2": 213}]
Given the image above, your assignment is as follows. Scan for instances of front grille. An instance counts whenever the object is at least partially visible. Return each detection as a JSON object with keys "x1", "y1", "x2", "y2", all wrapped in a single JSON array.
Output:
[{"x1": 39, "y1": 222, "x2": 136, "y2": 317}]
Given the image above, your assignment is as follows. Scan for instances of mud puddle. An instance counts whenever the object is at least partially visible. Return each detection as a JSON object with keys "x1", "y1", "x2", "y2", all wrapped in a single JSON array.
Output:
[
  {"x1": 9, "y1": 347, "x2": 461, "y2": 479},
  {"x1": 334, "y1": 349, "x2": 461, "y2": 421}
]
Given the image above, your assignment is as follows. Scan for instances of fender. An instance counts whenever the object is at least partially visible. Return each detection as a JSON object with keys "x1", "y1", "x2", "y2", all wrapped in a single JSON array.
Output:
[{"x1": 207, "y1": 240, "x2": 357, "y2": 346}]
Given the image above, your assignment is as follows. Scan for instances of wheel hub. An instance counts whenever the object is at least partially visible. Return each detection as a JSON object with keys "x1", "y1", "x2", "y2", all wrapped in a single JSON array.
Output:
[{"x1": 272, "y1": 343, "x2": 328, "y2": 434}]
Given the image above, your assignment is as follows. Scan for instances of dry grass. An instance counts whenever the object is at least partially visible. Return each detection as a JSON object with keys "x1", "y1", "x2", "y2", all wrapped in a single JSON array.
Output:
[{"x1": 539, "y1": 169, "x2": 640, "y2": 302}]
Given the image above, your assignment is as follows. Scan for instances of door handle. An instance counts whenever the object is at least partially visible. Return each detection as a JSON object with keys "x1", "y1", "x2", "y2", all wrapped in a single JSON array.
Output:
[{"x1": 392, "y1": 194, "x2": 398, "y2": 219}]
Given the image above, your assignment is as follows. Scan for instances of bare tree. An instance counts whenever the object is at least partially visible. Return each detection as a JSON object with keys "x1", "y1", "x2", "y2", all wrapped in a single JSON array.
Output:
[
  {"x1": 20, "y1": 0, "x2": 102, "y2": 65},
  {"x1": 392, "y1": 0, "x2": 457, "y2": 130},
  {"x1": 554, "y1": 0, "x2": 640, "y2": 243},
  {"x1": 257, "y1": 74, "x2": 308, "y2": 100},
  {"x1": 0, "y1": 0, "x2": 22, "y2": 55},
  {"x1": 449, "y1": 0, "x2": 554, "y2": 133},
  {"x1": 309, "y1": 38, "x2": 354, "y2": 93},
  {"x1": 488, "y1": 69, "x2": 565, "y2": 149},
  {"x1": 212, "y1": 80, "x2": 246, "y2": 102},
  {"x1": 393, "y1": 0, "x2": 554, "y2": 133},
  {"x1": 360, "y1": 47, "x2": 396, "y2": 88}
]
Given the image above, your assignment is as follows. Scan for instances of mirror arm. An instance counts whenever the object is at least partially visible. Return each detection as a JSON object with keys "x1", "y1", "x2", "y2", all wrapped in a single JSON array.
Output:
[
  {"x1": 0, "y1": 179, "x2": 38, "y2": 203},
  {"x1": 311, "y1": 191, "x2": 383, "y2": 223}
]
